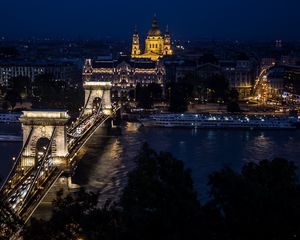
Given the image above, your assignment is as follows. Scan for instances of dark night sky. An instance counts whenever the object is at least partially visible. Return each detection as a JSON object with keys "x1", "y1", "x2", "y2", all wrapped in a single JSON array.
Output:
[{"x1": 0, "y1": 0, "x2": 299, "y2": 40}]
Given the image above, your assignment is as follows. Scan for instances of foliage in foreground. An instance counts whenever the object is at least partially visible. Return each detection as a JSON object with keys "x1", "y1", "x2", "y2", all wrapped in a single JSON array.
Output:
[
  {"x1": 208, "y1": 159, "x2": 300, "y2": 239},
  {"x1": 0, "y1": 178, "x2": 23, "y2": 240},
  {"x1": 120, "y1": 145, "x2": 202, "y2": 239},
  {"x1": 21, "y1": 144, "x2": 300, "y2": 240},
  {"x1": 22, "y1": 190, "x2": 121, "y2": 240}
]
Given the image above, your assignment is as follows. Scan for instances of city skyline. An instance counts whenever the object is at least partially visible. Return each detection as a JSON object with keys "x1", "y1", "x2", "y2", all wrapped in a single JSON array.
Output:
[
  {"x1": 1, "y1": 0, "x2": 300, "y2": 40},
  {"x1": 1, "y1": 1, "x2": 300, "y2": 238}
]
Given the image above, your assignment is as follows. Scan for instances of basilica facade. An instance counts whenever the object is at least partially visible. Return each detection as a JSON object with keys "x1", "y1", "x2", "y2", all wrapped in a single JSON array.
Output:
[
  {"x1": 82, "y1": 16, "x2": 169, "y2": 102},
  {"x1": 131, "y1": 16, "x2": 173, "y2": 61}
]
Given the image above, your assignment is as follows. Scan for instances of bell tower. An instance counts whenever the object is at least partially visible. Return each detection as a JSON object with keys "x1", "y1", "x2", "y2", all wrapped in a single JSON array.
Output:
[
  {"x1": 131, "y1": 26, "x2": 141, "y2": 58},
  {"x1": 164, "y1": 25, "x2": 173, "y2": 55}
]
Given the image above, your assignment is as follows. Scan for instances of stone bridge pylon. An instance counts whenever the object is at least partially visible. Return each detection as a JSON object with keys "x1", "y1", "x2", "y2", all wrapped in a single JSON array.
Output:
[
  {"x1": 82, "y1": 58, "x2": 112, "y2": 116},
  {"x1": 83, "y1": 81, "x2": 112, "y2": 116},
  {"x1": 19, "y1": 110, "x2": 70, "y2": 168}
]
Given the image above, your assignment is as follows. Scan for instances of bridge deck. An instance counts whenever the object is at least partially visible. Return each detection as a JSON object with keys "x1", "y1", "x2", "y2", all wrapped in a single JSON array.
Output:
[{"x1": 0, "y1": 106, "x2": 120, "y2": 239}]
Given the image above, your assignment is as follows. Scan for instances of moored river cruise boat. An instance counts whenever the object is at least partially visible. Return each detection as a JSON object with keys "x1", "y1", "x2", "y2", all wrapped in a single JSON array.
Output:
[
  {"x1": 140, "y1": 114, "x2": 298, "y2": 130},
  {"x1": 0, "y1": 112, "x2": 21, "y2": 123}
]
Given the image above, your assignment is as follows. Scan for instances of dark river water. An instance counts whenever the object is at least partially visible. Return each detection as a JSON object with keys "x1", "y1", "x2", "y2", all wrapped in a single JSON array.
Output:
[{"x1": 1, "y1": 122, "x2": 300, "y2": 202}]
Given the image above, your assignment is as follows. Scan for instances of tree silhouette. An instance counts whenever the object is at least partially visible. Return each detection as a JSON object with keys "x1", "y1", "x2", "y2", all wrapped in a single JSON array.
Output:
[
  {"x1": 23, "y1": 189, "x2": 122, "y2": 240},
  {"x1": 208, "y1": 158, "x2": 300, "y2": 240},
  {"x1": 0, "y1": 177, "x2": 23, "y2": 239},
  {"x1": 168, "y1": 82, "x2": 192, "y2": 112},
  {"x1": 20, "y1": 151, "x2": 300, "y2": 240},
  {"x1": 121, "y1": 143, "x2": 201, "y2": 240},
  {"x1": 227, "y1": 88, "x2": 241, "y2": 112},
  {"x1": 5, "y1": 89, "x2": 21, "y2": 110}
]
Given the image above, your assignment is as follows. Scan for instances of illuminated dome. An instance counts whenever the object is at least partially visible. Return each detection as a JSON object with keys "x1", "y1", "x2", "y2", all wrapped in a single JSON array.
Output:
[
  {"x1": 148, "y1": 16, "x2": 162, "y2": 37},
  {"x1": 131, "y1": 15, "x2": 173, "y2": 61}
]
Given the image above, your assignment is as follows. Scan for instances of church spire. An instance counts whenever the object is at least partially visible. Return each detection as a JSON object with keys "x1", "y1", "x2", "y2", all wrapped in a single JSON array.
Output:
[
  {"x1": 131, "y1": 25, "x2": 140, "y2": 58},
  {"x1": 165, "y1": 25, "x2": 169, "y2": 35},
  {"x1": 152, "y1": 14, "x2": 158, "y2": 28},
  {"x1": 164, "y1": 25, "x2": 172, "y2": 56},
  {"x1": 134, "y1": 25, "x2": 138, "y2": 34}
]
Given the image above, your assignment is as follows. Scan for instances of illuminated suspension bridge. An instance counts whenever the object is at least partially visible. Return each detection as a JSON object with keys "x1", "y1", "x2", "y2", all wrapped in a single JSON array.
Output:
[{"x1": 0, "y1": 79, "x2": 120, "y2": 239}]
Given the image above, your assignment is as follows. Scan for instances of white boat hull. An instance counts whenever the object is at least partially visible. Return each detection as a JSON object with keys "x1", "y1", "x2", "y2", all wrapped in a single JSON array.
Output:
[{"x1": 140, "y1": 114, "x2": 297, "y2": 130}]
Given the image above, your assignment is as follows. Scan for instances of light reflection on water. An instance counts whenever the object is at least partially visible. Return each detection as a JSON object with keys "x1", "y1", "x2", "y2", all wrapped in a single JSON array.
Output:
[
  {"x1": 0, "y1": 123, "x2": 22, "y2": 180},
  {"x1": 71, "y1": 124, "x2": 300, "y2": 203},
  {"x1": 2, "y1": 122, "x2": 300, "y2": 203},
  {"x1": 72, "y1": 124, "x2": 139, "y2": 204}
]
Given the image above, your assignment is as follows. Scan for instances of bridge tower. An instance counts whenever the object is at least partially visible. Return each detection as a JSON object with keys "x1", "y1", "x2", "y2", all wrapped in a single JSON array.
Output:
[
  {"x1": 19, "y1": 110, "x2": 70, "y2": 168},
  {"x1": 83, "y1": 59, "x2": 112, "y2": 116},
  {"x1": 83, "y1": 81, "x2": 112, "y2": 116}
]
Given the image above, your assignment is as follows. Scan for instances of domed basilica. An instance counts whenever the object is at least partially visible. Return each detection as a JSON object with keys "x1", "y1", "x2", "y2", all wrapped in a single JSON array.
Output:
[{"x1": 131, "y1": 16, "x2": 173, "y2": 61}]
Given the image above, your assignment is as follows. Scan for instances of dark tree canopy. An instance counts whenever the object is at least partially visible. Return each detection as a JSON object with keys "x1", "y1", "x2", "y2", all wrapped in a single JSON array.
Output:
[
  {"x1": 168, "y1": 82, "x2": 192, "y2": 112},
  {"x1": 121, "y1": 143, "x2": 201, "y2": 240},
  {"x1": 205, "y1": 74, "x2": 229, "y2": 102},
  {"x1": 10, "y1": 76, "x2": 31, "y2": 96},
  {"x1": 0, "y1": 47, "x2": 19, "y2": 59},
  {"x1": 135, "y1": 83, "x2": 153, "y2": 109},
  {"x1": 22, "y1": 144, "x2": 202, "y2": 240},
  {"x1": 208, "y1": 158, "x2": 300, "y2": 240},
  {"x1": 5, "y1": 89, "x2": 22, "y2": 110},
  {"x1": 3, "y1": 76, "x2": 31, "y2": 110},
  {"x1": 31, "y1": 73, "x2": 84, "y2": 114},
  {"x1": 32, "y1": 73, "x2": 66, "y2": 108},
  {"x1": 23, "y1": 189, "x2": 122, "y2": 240},
  {"x1": 16, "y1": 149, "x2": 300, "y2": 240},
  {"x1": 0, "y1": 177, "x2": 23, "y2": 239},
  {"x1": 135, "y1": 83, "x2": 163, "y2": 109},
  {"x1": 227, "y1": 88, "x2": 241, "y2": 112}
]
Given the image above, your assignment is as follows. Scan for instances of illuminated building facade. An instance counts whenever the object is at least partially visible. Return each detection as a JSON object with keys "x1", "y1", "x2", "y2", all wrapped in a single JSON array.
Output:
[
  {"x1": 83, "y1": 56, "x2": 166, "y2": 101},
  {"x1": 267, "y1": 65, "x2": 300, "y2": 97},
  {"x1": 131, "y1": 16, "x2": 173, "y2": 61},
  {"x1": 220, "y1": 60, "x2": 255, "y2": 98},
  {"x1": 0, "y1": 61, "x2": 79, "y2": 87},
  {"x1": 166, "y1": 57, "x2": 256, "y2": 99}
]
